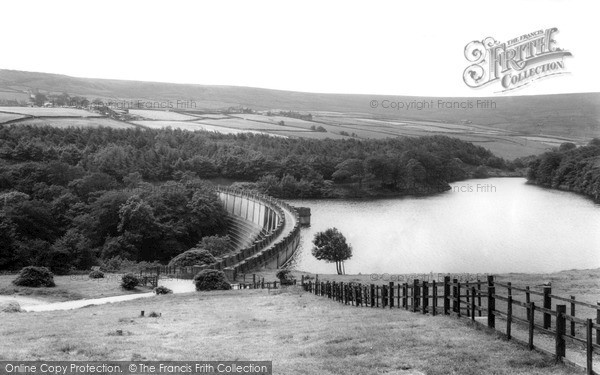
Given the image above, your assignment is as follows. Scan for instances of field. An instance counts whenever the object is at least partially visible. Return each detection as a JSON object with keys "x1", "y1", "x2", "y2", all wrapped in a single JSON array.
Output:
[
  {"x1": 0, "y1": 106, "x2": 98, "y2": 117},
  {"x1": 0, "y1": 287, "x2": 578, "y2": 375},
  {"x1": 0, "y1": 106, "x2": 137, "y2": 130},
  {"x1": 0, "y1": 112, "x2": 26, "y2": 123},
  {"x1": 1, "y1": 69, "x2": 598, "y2": 159},
  {"x1": 7, "y1": 118, "x2": 136, "y2": 129},
  {"x1": 129, "y1": 109, "x2": 198, "y2": 121},
  {"x1": 281, "y1": 268, "x2": 600, "y2": 315},
  {"x1": 0, "y1": 274, "x2": 152, "y2": 302},
  {"x1": 131, "y1": 120, "x2": 287, "y2": 137}
]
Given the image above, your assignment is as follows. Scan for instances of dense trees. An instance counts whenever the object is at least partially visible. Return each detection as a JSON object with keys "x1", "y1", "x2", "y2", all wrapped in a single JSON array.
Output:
[
  {"x1": 527, "y1": 139, "x2": 600, "y2": 202},
  {"x1": 0, "y1": 124, "x2": 508, "y2": 271}
]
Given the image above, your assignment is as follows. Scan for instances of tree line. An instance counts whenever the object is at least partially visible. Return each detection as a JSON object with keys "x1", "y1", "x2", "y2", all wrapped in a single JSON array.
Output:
[
  {"x1": 0, "y1": 125, "x2": 510, "y2": 272},
  {"x1": 526, "y1": 139, "x2": 600, "y2": 202}
]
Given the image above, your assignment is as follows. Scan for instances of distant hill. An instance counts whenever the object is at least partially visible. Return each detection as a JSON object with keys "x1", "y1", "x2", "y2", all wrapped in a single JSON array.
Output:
[{"x1": 0, "y1": 68, "x2": 598, "y2": 141}]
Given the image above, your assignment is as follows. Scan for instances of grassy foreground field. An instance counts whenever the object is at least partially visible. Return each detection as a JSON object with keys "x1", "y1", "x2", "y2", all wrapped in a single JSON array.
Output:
[{"x1": 0, "y1": 287, "x2": 578, "y2": 375}]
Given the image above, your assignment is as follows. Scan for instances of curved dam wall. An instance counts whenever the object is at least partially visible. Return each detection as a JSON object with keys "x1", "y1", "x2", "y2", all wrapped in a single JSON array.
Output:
[{"x1": 212, "y1": 187, "x2": 301, "y2": 280}]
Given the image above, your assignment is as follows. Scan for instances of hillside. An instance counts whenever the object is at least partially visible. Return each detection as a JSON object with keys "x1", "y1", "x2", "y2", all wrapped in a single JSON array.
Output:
[
  {"x1": 0, "y1": 287, "x2": 578, "y2": 375},
  {"x1": 0, "y1": 69, "x2": 598, "y2": 159}
]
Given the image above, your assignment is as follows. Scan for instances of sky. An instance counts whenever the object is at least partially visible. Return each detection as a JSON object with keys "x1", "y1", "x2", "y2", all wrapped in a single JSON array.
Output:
[{"x1": 1, "y1": 0, "x2": 598, "y2": 97}]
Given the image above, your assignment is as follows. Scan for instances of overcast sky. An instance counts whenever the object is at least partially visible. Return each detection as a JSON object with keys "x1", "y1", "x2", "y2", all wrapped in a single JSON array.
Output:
[{"x1": 2, "y1": 0, "x2": 598, "y2": 97}]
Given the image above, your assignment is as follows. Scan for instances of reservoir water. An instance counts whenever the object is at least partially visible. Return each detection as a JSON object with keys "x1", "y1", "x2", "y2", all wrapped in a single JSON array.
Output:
[{"x1": 287, "y1": 178, "x2": 600, "y2": 275}]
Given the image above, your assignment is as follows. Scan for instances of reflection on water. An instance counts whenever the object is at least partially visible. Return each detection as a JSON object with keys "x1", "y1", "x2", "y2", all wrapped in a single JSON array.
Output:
[{"x1": 287, "y1": 178, "x2": 600, "y2": 275}]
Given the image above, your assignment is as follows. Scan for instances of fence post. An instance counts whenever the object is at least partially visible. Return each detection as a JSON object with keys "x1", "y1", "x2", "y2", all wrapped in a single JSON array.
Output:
[
  {"x1": 466, "y1": 287, "x2": 470, "y2": 318},
  {"x1": 444, "y1": 276, "x2": 450, "y2": 315},
  {"x1": 555, "y1": 305, "x2": 566, "y2": 362},
  {"x1": 413, "y1": 279, "x2": 419, "y2": 313},
  {"x1": 422, "y1": 281, "x2": 429, "y2": 315},
  {"x1": 403, "y1": 283, "x2": 408, "y2": 309},
  {"x1": 346, "y1": 283, "x2": 350, "y2": 305},
  {"x1": 525, "y1": 286, "x2": 531, "y2": 321},
  {"x1": 456, "y1": 280, "x2": 461, "y2": 318},
  {"x1": 432, "y1": 280, "x2": 437, "y2": 316},
  {"x1": 570, "y1": 296, "x2": 576, "y2": 337},
  {"x1": 452, "y1": 278, "x2": 458, "y2": 314},
  {"x1": 543, "y1": 285, "x2": 552, "y2": 330},
  {"x1": 389, "y1": 282, "x2": 394, "y2": 309},
  {"x1": 529, "y1": 302, "x2": 535, "y2": 350},
  {"x1": 396, "y1": 283, "x2": 401, "y2": 308},
  {"x1": 370, "y1": 284, "x2": 375, "y2": 307},
  {"x1": 471, "y1": 287, "x2": 476, "y2": 321},
  {"x1": 587, "y1": 319, "x2": 593, "y2": 375},
  {"x1": 477, "y1": 279, "x2": 482, "y2": 317},
  {"x1": 487, "y1": 275, "x2": 495, "y2": 329},
  {"x1": 596, "y1": 302, "x2": 600, "y2": 345},
  {"x1": 358, "y1": 284, "x2": 363, "y2": 306},
  {"x1": 507, "y1": 295, "x2": 513, "y2": 340},
  {"x1": 382, "y1": 285, "x2": 388, "y2": 308},
  {"x1": 376, "y1": 286, "x2": 380, "y2": 308}
]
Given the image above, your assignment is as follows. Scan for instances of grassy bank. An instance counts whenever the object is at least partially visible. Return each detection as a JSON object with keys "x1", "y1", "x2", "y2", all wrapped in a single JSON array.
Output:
[
  {"x1": 0, "y1": 287, "x2": 578, "y2": 375},
  {"x1": 0, "y1": 273, "x2": 153, "y2": 302},
  {"x1": 246, "y1": 268, "x2": 600, "y2": 319}
]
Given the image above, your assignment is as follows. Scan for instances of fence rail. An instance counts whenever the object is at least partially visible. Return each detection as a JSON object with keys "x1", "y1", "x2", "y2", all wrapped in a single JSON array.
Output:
[{"x1": 301, "y1": 275, "x2": 599, "y2": 375}]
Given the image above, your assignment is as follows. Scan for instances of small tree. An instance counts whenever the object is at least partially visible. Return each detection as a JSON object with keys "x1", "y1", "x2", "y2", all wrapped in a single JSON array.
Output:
[
  {"x1": 13, "y1": 266, "x2": 55, "y2": 287},
  {"x1": 194, "y1": 269, "x2": 231, "y2": 291},
  {"x1": 312, "y1": 228, "x2": 352, "y2": 275},
  {"x1": 121, "y1": 273, "x2": 139, "y2": 290},
  {"x1": 276, "y1": 269, "x2": 295, "y2": 285}
]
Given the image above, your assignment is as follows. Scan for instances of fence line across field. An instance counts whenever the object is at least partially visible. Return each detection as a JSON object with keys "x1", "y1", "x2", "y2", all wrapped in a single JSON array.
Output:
[{"x1": 301, "y1": 275, "x2": 600, "y2": 375}]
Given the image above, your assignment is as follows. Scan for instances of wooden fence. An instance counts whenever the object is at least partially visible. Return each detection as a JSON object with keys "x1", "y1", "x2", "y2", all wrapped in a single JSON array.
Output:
[{"x1": 302, "y1": 275, "x2": 599, "y2": 375}]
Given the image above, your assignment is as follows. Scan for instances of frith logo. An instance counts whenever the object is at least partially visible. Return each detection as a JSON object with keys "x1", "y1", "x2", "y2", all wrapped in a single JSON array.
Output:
[{"x1": 463, "y1": 28, "x2": 572, "y2": 92}]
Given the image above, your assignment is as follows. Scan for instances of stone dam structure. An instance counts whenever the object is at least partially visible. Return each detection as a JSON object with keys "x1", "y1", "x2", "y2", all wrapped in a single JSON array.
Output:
[{"x1": 212, "y1": 187, "x2": 309, "y2": 280}]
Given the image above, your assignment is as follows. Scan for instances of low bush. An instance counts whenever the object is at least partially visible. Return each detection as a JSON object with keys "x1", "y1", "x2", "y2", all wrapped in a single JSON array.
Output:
[
  {"x1": 194, "y1": 269, "x2": 231, "y2": 291},
  {"x1": 0, "y1": 301, "x2": 21, "y2": 313},
  {"x1": 154, "y1": 285, "x2": 173, "y2": 295},
  {"x1": 168, "y1": 249, "x2": 216, "y2": 267},
  {"x1": 276, "y1": 269, "x2": 295, "y2": 285},
  {"x1": 12, "y1": 266, "x2": 55, "y2": 287},
  {"x1": 89, "y1": 270, "x2": 104, "y2": 279},
  {"x1": 120, "y1": 273, "x2": 139, "y2": 290}
]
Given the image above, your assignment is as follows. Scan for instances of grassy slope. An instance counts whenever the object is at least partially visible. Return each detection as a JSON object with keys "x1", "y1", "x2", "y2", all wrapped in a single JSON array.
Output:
[
  {"x1": 1, "y1": 69, "x2": 598, "y2": 159},
  {"x1": 1, "y1": 69, "x2": 598, "y2": 137},
  {"x1": 0, "y1": 287, "x2": 577, "y2": 375},
  {"x1": 0, "y1": 274, "x2": 153, "y2": 302},
  {"x1": 258, "y1": 268, "x2": 600, "y2": 320}
]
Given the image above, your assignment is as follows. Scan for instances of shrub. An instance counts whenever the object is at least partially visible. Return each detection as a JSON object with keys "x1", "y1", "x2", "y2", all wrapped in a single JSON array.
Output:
[
  {"x1": 168, "y1": 249, "x2": 216, "y2": 267},
  {"x1": 120, "y1": 273, "x2": 139, "y2": 290},
  {"x1": 194, "y1": 269, "x2": 231, "y2": 291},
  {"x1": 12, "y1": 266, "x2": 55, "y2": 287},
  {"x1": 154, "y1": 285, "x2": 173, "y2": 295},
  {"x1": 89, "y1": 270, "x2": 104, "y2": 279},
  {"x1": 148, "y1": 311, "x2": 161, "y2": 317},
  {"x1": 276, "y1": 269, "x2": 295, "y2": 285},
  {"x1": 0, "y1": 301, "x2": 21, "y2": 313}
]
